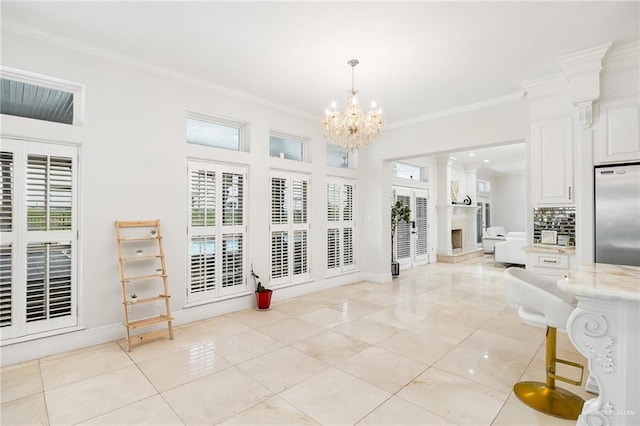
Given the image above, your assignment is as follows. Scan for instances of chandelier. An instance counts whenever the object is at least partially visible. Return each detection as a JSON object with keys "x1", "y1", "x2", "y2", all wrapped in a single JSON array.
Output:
[{"x1": 321, "y1": 59, "x2": 384, "y2": 150}]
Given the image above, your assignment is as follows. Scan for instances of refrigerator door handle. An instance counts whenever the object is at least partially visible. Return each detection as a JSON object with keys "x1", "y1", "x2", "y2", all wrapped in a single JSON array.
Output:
[{"x1": 568, "y1": 186, "x2": 572, "y2": 200}]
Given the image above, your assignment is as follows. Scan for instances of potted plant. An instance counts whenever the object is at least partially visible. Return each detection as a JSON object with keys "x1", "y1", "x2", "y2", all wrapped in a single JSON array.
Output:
[
  {"x1": 130, "y1": 293, "x2": 138, "y2": 303},
  {"x1": 390, "y1": 200, "x2": 411, "y2": 278},
  {"x1": 251, "y1": 264, "x2": 272, "y2": 310}
]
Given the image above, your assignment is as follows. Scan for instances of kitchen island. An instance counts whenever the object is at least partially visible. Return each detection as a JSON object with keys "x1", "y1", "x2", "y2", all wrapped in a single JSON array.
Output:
[{"x1": 559, "y1": 263, "x2": 640, "y2": 426}]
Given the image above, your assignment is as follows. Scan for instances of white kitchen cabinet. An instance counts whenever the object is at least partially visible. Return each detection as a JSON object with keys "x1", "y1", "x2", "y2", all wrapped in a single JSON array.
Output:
[
  {"x1": 531, "y1": 118, "x2": 574, "y2": 205},
  {"x1": 525, "y1": 246, "x2": 575, "y2": 277},
  {"x1": 598, "y1": 97, "x2": 640, "y2": 164}
]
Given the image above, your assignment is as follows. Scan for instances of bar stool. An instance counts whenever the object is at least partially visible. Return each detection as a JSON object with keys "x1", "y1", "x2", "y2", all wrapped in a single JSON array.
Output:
[{"x1": 504, "y1": 267, "x2": 585, "y2": 420}]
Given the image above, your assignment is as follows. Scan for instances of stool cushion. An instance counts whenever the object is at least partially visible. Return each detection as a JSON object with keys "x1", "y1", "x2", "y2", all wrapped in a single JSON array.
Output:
[{"x1": 505, "y1": 267, "x2": 576, "y2": 331}]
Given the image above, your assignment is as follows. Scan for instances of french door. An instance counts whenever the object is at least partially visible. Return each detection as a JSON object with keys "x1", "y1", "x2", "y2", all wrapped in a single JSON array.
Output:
[
  {"x1": 394, "y1": 187, "x2": 430, "y2": 269},
  {"x1": 476, "y1": 197, "x2": 491, "y2": 245}
]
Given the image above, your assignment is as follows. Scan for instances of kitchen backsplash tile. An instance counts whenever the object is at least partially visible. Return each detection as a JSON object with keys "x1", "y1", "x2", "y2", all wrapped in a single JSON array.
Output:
[{"x1": 533, "y1": 207, "x2": 576, "y2": 245}]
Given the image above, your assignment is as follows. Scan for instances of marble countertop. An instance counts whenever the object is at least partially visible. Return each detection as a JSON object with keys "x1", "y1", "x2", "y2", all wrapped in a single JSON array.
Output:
[
  {"x1": 558, "y1": 263, "x2": 640, "y2": 301},
  {"x1": 523, "y1": 244, "x2": 576, "y2": 254}
]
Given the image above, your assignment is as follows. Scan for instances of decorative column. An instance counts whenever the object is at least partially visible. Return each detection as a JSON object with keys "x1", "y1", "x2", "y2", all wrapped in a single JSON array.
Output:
[
  {"x1": 465, "y1": 165, "x2": 481, "y2": 250},
  {"x1": 436, "y1": 155, "x2": 455, "y2": 256},
  {"x1": 559, "y1": 41, "x2": 612, "y2": 265}
]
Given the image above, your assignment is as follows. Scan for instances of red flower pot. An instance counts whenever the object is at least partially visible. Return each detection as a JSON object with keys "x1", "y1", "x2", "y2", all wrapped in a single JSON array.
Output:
[{"x1": 255, "y1": 289, "x2": 273, "y2": 310}]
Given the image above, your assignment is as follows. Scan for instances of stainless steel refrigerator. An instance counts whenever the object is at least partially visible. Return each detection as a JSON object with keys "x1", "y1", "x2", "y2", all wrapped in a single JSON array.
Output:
[{"x1": 594, "y1": 162, "x2": 640, "y2": 266}]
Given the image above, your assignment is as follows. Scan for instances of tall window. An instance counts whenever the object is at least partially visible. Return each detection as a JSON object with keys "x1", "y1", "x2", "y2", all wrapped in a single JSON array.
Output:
[
  {"x1": 1, "y1": 139, "x2": 78, "y2": 341},
  {"x1": 326, "y1": 179, "x2": 356, "y2": 275},
  {"x1": 188, "y1": 160, "x2": 246, "y2": 302},
  {"x1": 270, "y1": 172, "x2": 310, "y2": 285}
]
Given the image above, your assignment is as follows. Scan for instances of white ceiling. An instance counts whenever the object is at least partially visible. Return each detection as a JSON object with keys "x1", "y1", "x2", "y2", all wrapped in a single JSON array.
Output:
[{"x1": 2, "y1": 1, "x2": 638, "y2": 174}]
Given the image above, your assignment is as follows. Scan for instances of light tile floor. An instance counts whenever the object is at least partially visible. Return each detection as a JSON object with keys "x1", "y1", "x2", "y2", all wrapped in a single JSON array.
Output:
[{"x1": 1, "y1": 256, "x2": 594, "y2": 425}]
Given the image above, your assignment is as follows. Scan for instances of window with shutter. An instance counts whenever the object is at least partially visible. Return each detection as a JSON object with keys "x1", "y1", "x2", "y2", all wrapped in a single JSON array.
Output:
[
  {"x1": 416, "y1": 195, "x2": 429, "y2": 257},
  {"x1": 0, "y1": 244, "x2": 11, "y2": 328},
  {"x1": 1, "y1": 139, "x2": 78, "y2": 342},
  {"x1": 326, "y1": 178, "x2": 356, "y2": 276},
  {"x1": 395, "y1": 194, "x2": 411, "y2": 261},
  {"x1": 270, "y1": 172, "x2": 310, "y2": 286},
  {"x1": 187, "y1": 161, "x2": 246, "y2": 302},
  {"x1": 0, "y1": 151, "x2": 12, "y2": 232}
]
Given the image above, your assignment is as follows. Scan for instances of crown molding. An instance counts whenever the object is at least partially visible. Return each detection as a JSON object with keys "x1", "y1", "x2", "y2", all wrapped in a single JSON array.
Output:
[
  {"x1": 2, "y1": 20, "x2": 319, "y2": 123},
  {"x1": 604, "y1": 40, "x2": 640, "y2": 73},
  {"x1": 520, "y1": 73, "x2": 568, "y2": 100},
  {"x1": 385, "y1": 91, "x2": 524, "y2": 130},
  {"x1": 558, "y1": 41, "x2": 612, "y2": 78}
]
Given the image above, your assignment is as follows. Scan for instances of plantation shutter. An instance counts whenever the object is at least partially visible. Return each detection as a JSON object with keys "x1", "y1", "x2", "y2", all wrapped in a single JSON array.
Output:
[
  {"x1": 0, "y1": 151, "x2": 12, "y2": 232},
  {"x1": 395, "y1": 194, "x2": 411, "y2": 261},
  {"x1": 326, "y1": 183, "x2": 340, "y2": 272},
  {"x1": 187, "y1": 161, "x2": 246, "y2": 302},
  {"x1": 270, "y1": 172, "x2": 310, "y2": 285},
  {"x1": 0, "y1": 151, "x2": 13, "y2": 329},
  {"x1": 220, "y1": 170, "x2": 245, "y2": 295},
  {"x1": 0, "y1": 140, "x2": 78, "y2": 341},
  {"x1": 0, "y1": 244, "x2": 11, "y2": 328},
  {"x1": 326, "y1": 178, "x2": 356, "y2": 276},
  {"x1": 415, "y1": 194, "x2": 429, "y2": 258},
  {"x1": 342, "y1": 183, "x2": 355, "y2": 270}
]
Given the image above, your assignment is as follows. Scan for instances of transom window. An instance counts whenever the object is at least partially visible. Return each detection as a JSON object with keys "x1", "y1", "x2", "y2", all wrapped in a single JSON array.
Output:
[
  {"x1": 392, "y1": 162, "x2": 422, "y2": 181},
  {"x1": 270, "y1": 133, "x2": 305, "y2": 161},
  {"x1": 327, "y1": 145, "x2": 349, "y2": 168},
  {"x1": 0, "y1": 67, "x2": 83, "y2": 125},
  {"x1": 187, "y1": 114, "x2": 245, "y2": 151}
]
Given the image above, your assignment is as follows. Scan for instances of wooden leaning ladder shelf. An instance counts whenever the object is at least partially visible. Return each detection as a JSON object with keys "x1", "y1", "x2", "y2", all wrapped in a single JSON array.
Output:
[{"x1": 115, "y1": 220, "x2": 174, "y2": 351}]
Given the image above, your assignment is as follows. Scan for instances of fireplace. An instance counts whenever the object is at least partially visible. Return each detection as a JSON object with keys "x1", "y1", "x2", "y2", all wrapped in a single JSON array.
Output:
[{"x1": 451, "y1": 228, "x2": 463, "y2": 251}]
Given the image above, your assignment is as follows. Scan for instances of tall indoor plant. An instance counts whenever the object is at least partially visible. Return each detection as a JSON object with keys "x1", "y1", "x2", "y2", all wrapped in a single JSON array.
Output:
[{"x1": 390, "y1": 200, "x2": 411, "y2": 278}]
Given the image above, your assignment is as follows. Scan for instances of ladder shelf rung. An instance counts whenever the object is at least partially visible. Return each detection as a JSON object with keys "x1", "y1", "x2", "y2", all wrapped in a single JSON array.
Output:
[
  {"x1": 122, "y1": 273, "x2": 166, "y2": 282},
  {"x1": 117, "y1": 236, "x2": 161, "y2": 242},
  {"x1": 126, "y1": 314, "x2": 174, "y2": 329},
  {"x1": 124, "y1": 295, "x2": 170, "y2": 305},
  {"x1": 121, "y1": 255, "x2": 162, "y2": 262}
]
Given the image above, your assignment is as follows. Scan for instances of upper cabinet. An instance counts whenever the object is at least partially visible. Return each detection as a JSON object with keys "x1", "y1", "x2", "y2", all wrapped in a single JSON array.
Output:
[
  {"x1": 598, "y1": 97, "x2": 640, "y2": 164},
  {"x1": 531, "y1": 118, "x2": 574, "y2": 205}
]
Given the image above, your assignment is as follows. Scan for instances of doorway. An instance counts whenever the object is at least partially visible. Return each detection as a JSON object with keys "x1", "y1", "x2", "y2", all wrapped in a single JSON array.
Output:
[
  {"x1": 476, "y1": 197, "x2": 491, "y2": 245},
  {"x1": 394, "y1": 187, "x2": 430, "y2": 269}
]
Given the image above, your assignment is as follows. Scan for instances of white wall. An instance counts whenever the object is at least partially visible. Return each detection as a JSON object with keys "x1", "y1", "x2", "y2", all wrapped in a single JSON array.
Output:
[
  {"x1": 491, "y1": 174, "x2": 526, "y2": 233},
  {"x1": 0, "y1": 31, "x2": 365, "y2": 365}
]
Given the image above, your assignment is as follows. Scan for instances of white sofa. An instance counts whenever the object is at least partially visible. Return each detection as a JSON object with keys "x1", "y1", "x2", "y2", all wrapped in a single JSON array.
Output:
[
  {"x1": 482, "y1": 226, "x2": 506, "y2": 253},
  {"x1": 494, "y1": 232, "x2": 526, "y2": 265}
]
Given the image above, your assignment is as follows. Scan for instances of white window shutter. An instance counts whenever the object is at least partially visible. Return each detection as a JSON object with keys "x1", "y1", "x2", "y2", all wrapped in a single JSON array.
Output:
[
  {"x1": 0, "y1": 244, "x2": 12, "y2": 328},
  {"x1": 326, "y1": 179, "x2": 356, "y2": 276},
  {"x1": 0, "y1": 151, "x2": 13, "y2": 232},
  {"x1": 416, "y1": 195, "x2": 429, "y2": 256},
  {"x1": 270, "y1": 172, "x2": 310, "y2": 285},
  {"x1": 395, "y1": 194, "x2": 411, "y2": 261},
  {"x1": 190, "y1": 169, "x2": 215, "y2": 227},
  {"x1": 188, "y1": 161, "x2": 247, "y2": 302}
]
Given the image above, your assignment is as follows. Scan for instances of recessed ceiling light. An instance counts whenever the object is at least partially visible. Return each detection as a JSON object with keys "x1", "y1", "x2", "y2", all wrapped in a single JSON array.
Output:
[
  {"x1": 484, "y1": 159, "x2": 489, "y2": 163},
  {"x1": 469, "y1": 153, "x2": 475, "y2": 157}
]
